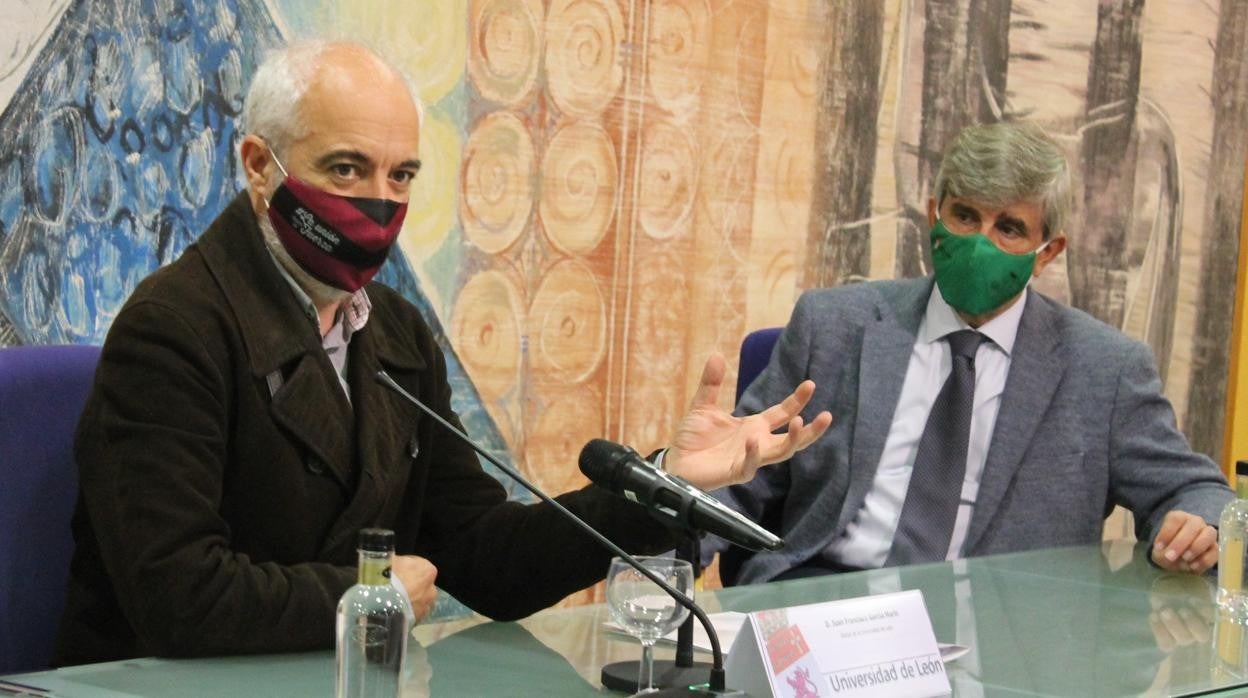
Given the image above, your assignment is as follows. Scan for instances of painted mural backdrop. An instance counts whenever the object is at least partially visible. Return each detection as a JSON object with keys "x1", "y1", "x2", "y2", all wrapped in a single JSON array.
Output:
[{"x1": 2, "y1": 0, "x2": 1246, "y2": 610}]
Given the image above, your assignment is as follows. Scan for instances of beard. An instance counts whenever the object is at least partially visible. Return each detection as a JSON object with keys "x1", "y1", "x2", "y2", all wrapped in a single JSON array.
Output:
[{"x1": 257, "y1": 211, "x2": 352, "y2": 308}]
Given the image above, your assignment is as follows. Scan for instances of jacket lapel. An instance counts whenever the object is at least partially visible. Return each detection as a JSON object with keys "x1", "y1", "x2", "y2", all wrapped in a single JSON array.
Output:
[
  {"x1": 836, "y1": 279, "x2": 931, "y2": 534},
  {"x1": 963, "y1": 292, "x2": 1064, "y2": 552},
  {"x1": 267, "y1": 354, "x2": 355, "y2": 490},
  {"x1": 318, "y1": 303, "x2": 429, "y2": 557},
  {"x1": 197, "y1": 193, "x2": 356, "y2": 491}
]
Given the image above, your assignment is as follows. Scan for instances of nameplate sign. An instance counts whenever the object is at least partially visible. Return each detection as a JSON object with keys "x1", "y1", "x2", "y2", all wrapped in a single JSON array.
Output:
[{"x1": 725, "y1": 590, "x2": 950, "y2": 697}]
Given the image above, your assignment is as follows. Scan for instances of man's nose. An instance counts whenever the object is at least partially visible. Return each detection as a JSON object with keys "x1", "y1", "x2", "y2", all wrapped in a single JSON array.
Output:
[{"x1": 363, "y1": 178, "x2": 391, "y2": 200}]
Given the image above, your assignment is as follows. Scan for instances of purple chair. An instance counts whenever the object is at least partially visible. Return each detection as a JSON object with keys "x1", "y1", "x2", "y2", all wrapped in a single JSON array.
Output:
[
  {"x1": 0, "y1": 344, "x2": 100, "y2": 674},
  {"x1": 734, "y1": 327, "x2": 783, "y2": 404}
]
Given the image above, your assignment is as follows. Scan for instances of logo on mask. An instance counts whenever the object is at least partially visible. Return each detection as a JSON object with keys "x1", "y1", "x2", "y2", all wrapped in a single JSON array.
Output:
[{"x1": 265, "y1": 150, "x2": 408, "y2": 292}]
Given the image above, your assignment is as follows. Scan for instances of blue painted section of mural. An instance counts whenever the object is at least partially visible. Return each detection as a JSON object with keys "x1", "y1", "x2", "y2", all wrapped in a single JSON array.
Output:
[{"x1": 0, "y1": 0, "x2": 527, "y2": 620}]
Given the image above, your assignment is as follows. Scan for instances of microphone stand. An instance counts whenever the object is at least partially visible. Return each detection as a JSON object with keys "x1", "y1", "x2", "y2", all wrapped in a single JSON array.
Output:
[
  {"x1": 375, "y1": 372, "x2": 736, "y2": 695},
  {"x1": 600, "y1": 532, "x2": 715, "y2": 693}
]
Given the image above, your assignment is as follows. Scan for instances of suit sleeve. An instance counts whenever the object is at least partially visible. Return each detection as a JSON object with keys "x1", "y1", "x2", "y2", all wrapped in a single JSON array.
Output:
[
  {"x1": 408, "y1": 340, "x2": 679, "y2": 621},
  {"x1": 1107, "y1": 340, "x2": 1232, "y2": 542},
  {"x1": 76, "y1": 300, "x2": 355, "y2": 657}
]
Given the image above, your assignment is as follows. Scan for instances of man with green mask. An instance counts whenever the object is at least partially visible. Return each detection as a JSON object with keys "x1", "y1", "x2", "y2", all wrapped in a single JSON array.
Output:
[{"x1": 706, "y1": 121, "x2": 1231, "y2": 585}]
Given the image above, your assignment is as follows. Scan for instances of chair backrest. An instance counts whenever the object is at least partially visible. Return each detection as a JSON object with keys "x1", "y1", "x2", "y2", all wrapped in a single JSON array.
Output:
[
  {"x1": 734, "y1": 327, "x2": 783, "y2": 404},
  {"x1": 0, "y1": 344, "x2": 100, "y2": 674},
  {"x1": 721, "y1": 327, "x2": 783, "y2": 587}
]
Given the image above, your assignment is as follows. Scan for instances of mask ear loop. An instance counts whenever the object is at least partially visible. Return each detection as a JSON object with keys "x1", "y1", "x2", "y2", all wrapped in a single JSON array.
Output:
[
  {"x1": 269, "y1": 149, "x2": 290, "y2": 178},
  {"x1": 260, "y1": 139, "x2": 290, "y2": 210}
]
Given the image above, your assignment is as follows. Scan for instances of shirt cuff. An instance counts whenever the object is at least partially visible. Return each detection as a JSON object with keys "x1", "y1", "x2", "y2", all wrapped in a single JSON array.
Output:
[{"x1": 649, "y1": 448, "x2": 669, "y2": 472}]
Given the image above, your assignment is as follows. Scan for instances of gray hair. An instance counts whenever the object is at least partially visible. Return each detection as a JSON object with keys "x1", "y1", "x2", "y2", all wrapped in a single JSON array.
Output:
[
  {"x1": 933, "y1": 121, "x2": 1071, "y2": 239},
  {"x1": 241, "y1": 40, "x2": 425, "y2": 157}
]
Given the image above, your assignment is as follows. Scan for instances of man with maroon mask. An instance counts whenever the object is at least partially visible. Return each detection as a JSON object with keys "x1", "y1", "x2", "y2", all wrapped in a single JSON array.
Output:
[{"x1": 55, "y1": 41, "x2": 832, "y2": 665}]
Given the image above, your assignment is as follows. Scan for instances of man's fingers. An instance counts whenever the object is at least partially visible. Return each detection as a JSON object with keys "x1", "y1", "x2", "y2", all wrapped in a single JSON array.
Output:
[
  {"x1": 754, "y1": 411, "x2": 833, "y2": 468},
  {"x1": 758, "y1": 380, "x2": 817, "y2": 429},
  {"x1": 735, "y1": 436, "x2": 761, "y2": 484},
  {"x1": 690, "y1": 355, "x2": 727, "y2": 409},
  {"x1": 1193, "y1": 546, "x2": 1218, "y2": 574},
  {"x1": 1184, "y1": 526, "x2": 1219, "y2": 573},
  {"x1": 1161, "y1": 516, "x2": 1206, "y2": 565},
  {"x1": 796, "y1": 411, "x2": 833, "y2": 448},
  {"x1": 758, "y1": 416, "x2": 804, "y2": 462},
  {"x1": 1153, "y1": 512, "x2": 1192, "y2": 562}
]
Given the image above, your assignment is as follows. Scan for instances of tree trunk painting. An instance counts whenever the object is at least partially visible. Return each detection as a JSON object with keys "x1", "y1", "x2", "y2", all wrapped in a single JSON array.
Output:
[
  {"x1": 803, "y1": 0, "x2": 884, "y2": 288},
  {"x1": 1070, "y1": 0, "x2": 1145, "y2": 329},
  {"x1": 899, "y1": 0, "x2": 1012, "y2": 278},
  {"x1": 1187, "y1": 0, "x2": 1248, "y2": 463}
]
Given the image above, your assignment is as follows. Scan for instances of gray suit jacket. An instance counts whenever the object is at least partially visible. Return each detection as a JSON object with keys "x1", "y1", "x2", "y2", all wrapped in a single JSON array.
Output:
[{"x1": 713, "y1": 277, "x2": 1232, "y2": 584}]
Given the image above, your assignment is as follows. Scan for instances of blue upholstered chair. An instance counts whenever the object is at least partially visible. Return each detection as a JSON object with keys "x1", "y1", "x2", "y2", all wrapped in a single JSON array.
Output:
[
  {"x1": 0, "y1": 344, "x2": 100, "y2": 673},
  {"x1": 734, "y1": 327, "x2": 782, "y2": 404}
]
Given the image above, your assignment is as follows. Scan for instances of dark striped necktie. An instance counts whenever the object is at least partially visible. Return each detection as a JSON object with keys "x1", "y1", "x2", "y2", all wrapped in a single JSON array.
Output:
[{"x1": 886, "y1": 329, "x2": 985, "y2": 566}]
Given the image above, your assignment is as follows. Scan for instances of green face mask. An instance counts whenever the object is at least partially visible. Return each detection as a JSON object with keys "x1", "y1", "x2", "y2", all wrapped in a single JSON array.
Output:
[{"x1": 930, "y1": 218, "x2": 1047, "y2": 316}]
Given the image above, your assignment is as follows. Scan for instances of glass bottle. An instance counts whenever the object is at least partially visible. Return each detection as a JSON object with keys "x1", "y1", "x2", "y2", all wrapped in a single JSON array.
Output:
[
  {"x1": 336, "y1": 528, "x2": 411, "y2": 698},
  {"x1": 1217, "y1": 462, "x2": 1248, "y2": 624}
]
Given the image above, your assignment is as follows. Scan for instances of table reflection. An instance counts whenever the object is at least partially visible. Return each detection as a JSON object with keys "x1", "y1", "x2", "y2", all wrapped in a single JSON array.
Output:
[
  {"x1": 5, "y1": 544, "x2": 1246, "y2": 697},
  {"x1": 409, "y1": 542, "x2": 1248, "y2": 697}
]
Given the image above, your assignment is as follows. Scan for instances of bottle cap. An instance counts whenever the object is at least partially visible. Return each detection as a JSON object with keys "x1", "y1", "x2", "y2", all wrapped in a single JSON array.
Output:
[{"x1": 357, "y1": 528, "x2": 395, "y2": 553}]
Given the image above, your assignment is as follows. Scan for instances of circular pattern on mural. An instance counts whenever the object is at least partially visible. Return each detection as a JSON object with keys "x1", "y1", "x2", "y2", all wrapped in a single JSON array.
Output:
[
  {"x1": 621, "y1": 249, "x2": 688, "y2": 447},
  {"x1": 638, "y1": 119, "x2": 696, "y2": 241},
  {"x1": 468, "y1": 0, "x2": 544, "y2": 106},
  {"x1": 178, "y1": 128, "x2": 214, "y2": 209},
  {"x1": 450, "y1": 269, "x2": 524, "y2": 401},
  {"x1": 621, "y1": 384, "x2": 680, "y2": 452},
  {"x1": 523, "y1": 387, "x2": 603, "y2": 493},
  {"x1": 28, "y1": 106, "x2": 85, "y2": 225},
  {"x1": 79, "y1": 146, "x2": 119, "y2": 223},
  {"x1": 731, "y1": 12, "x2": 766, "y2": 124},
  {"x1": 163, "y1": 39, "x2": 203, "y2": 116},
  {"x1": 646, "y1": 0, "x2": 708, "y2": 119},
  {"x1": 460, "y1": 112, "x2": 536, "y2": 254},
  {"x1": 765, "y1": 130, "x2": 815, "y2": 232},
  {"x1": 528, "y1": 258, "x2": 607, "y2": 384},
  {"x1": 539, "y1": 120, "x2": 618, "y2": 255},
  {"x1": 787, "y1": 30, "x2": 818, "y2": 99},
  {"x1": 699, "y1": 126, "x2": 755, "y2": 241},
  {"x1": 545, "y1": 0, "x2": 624, "y2": 119},
  {"x1": 324, "y1": 1, "x2": 467, "y2": 106}
]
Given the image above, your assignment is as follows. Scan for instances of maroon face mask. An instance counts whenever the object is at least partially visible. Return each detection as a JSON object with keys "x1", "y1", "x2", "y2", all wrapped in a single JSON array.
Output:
[{"x1": 265, "y1": 153, "x2": 408, "y2": 292}]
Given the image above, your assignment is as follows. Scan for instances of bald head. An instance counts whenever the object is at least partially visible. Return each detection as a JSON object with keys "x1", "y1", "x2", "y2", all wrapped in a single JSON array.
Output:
[{"x1": 241, "y1": 40, "x2": 423, "y2": 159}]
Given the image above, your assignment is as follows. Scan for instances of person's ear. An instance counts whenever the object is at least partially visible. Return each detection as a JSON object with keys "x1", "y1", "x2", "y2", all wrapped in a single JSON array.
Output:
[
  {"x1": 240, "y1": 135, "x2": 275, "y2": 199},
  {"x1": 926, "y1": 197, "x2": 938, "y2": 228},
  {"x1": 1033, "y1": 233, "x2": 1067, "y2": 277}
]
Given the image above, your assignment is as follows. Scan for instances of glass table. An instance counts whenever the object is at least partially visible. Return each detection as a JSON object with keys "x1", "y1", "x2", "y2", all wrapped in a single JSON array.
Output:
[{"x1": 4, "y1": 543, "x2": 1247, "y2": 696}]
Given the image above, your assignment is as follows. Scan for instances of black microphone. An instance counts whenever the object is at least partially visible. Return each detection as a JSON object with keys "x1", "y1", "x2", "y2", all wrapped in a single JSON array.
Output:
[
  {"x1": 579, "y1": 439, "x2": 784, "y2": 553},
  {"x1": 374, "y1": 371, "x2": 735, "y2": 695}
]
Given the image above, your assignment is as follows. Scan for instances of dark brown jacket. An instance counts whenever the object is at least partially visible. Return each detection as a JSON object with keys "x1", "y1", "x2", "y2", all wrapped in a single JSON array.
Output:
[{"x1": 55, "y1": 193, "x2": 672, "y2": 665}]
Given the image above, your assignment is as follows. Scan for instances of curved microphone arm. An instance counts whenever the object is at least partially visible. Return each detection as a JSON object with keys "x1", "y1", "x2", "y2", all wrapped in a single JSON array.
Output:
[{"x1": 374, "y1": 371, "x2": 727, "y2": 692}]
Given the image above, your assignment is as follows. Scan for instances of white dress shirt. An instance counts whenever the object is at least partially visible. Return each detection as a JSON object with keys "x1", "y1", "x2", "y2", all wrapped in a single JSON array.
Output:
[{"x1": 825, "y1": 285, "x2": 1028, "y2": 568}]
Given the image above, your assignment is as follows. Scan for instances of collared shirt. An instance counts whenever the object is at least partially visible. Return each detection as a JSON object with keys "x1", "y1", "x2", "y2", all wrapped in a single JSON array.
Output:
[
  {"x1": 267, "y1": 251, "x2": 371, "y2": 401},
  {"x1": 825, "y1": 285, "x2": 1028, "y2": 569}
]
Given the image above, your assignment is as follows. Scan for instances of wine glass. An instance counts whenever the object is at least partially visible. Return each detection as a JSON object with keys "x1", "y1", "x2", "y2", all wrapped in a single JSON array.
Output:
[{"x1": 606, "y1": 556, "x2": 694, "y2": 695}]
